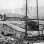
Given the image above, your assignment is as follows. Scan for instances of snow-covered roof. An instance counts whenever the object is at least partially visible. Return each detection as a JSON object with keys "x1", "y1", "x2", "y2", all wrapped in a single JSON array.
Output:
[
  {"x1": 5, "y1": 13, "x2": 20, "y2": 17},
  {"x1": 5, "y1": 13, "x2": 25, "y2": 18}
]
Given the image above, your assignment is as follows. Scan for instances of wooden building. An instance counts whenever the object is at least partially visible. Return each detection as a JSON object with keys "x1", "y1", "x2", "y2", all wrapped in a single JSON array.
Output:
[
  {"x1": 5, "y1": 13, "x2": 22, "y2": 21},
  {"x1": 0, "y1": 14, "x2": 4, "y2": 21}
]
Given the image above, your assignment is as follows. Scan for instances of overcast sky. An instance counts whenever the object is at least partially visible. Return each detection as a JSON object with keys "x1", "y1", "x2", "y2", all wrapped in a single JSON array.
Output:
[
  {"x1": 0, "y1": 0, "x2": 44, "y2": 19},
  {"x1": 0, "y1": 0, "x2": 44, "y2": 9},
  {"x1": 0, "y1": 0, "x2": 25, "y2": 9}
]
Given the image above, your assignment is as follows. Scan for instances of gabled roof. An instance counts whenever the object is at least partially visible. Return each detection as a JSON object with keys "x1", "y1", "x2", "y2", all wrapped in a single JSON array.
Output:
[
  {"x1": 0, "y1": 14, "x2": 3, "y2": 16},
  {"x1": 5, "y1": 13, "x2": 25, "y2": 18},
  {"x1": 5, "y1": 13, "x2": 20, "y2": 17}
]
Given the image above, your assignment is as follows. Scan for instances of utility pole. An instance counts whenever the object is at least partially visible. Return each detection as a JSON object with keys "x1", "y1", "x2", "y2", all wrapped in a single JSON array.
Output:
[
  {"x1": 25, "y1": 0, "x2": 27, "y2": 38},
  {"x1": 36, "y1": 0, "x2": 39, "y2": 30},
  {"x1": 36, "y1": 0, "x2": 40, "y2": 35}
]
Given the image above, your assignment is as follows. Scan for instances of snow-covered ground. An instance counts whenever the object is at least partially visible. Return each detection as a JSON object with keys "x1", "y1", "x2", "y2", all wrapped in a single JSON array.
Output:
[
  {"x1": 0, "y1": 21, "x2": 44, "y2": 35},
  {"x1": 34, "y1": 42, "x2": 44, "y2": 44},
  {"x1": 0, "y1": 21, "x2": 44, "y2": 36},
  {"x1": 0, "y1": 21, "x2": 44, "y2": 44}
]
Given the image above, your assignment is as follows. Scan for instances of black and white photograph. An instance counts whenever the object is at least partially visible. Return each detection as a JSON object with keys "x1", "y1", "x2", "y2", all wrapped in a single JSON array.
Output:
[{"x1": 0, "y1": 0, "x2": 44, "y2": 44}]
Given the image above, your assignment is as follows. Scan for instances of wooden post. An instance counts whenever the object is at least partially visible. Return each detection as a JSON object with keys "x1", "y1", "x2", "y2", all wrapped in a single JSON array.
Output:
[
  {"x1": 25, "y1": 0, "x2": 27, "y2": 38},
  {"x1": 36, "y1": 0, "x2": 40, "y2": 35}
]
